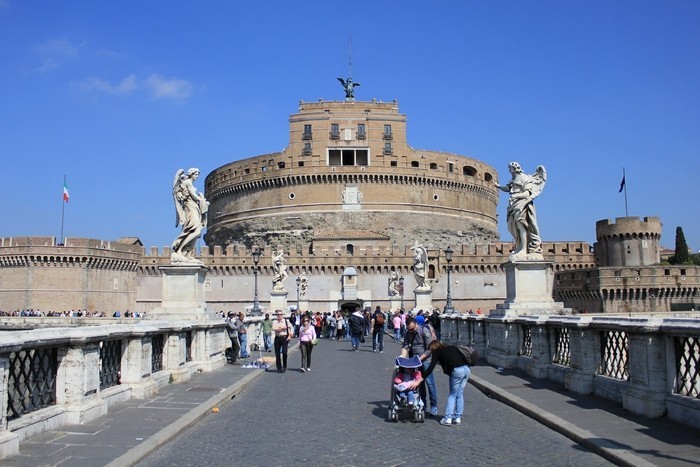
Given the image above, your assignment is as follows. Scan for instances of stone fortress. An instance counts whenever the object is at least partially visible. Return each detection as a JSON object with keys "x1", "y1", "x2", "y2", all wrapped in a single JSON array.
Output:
[
  {"x1": 0, "y1": 99, "x2": 696, "y2": 314},
  {"x1": 555, "y1": 216, "x2": 698, "y2": 313},
  {"x1": 204, "y1": 99, "x2": 499, "y2": 249}
]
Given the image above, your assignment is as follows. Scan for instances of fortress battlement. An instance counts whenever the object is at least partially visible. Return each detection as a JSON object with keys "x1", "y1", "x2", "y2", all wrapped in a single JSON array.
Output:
[
  {"x1": 138, "y1": 240, "x2": 595, "y2": 275},
  {"x1": 596, "y1": 217, "x2": 662, "y2": 240}
]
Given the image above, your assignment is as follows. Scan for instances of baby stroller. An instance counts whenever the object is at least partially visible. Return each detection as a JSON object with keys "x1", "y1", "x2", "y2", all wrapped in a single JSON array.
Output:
[{"x1": 387, "y1": 356, "x2": 425, "y2": 423}]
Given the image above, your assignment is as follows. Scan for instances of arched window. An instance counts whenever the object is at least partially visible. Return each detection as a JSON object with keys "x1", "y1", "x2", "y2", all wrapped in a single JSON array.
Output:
[
  {"x1": 346, "y1": 244, "x2": 354, "y2": 255},
  {"x1": 463, "y1": 166, "x2": 477, "y2": 176}
]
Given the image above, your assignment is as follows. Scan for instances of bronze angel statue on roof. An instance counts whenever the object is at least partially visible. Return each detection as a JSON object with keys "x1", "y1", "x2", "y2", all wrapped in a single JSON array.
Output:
[
  {"x1": 495, "y1": 162, "x2": 547, "y2": 260},
  {"x1": 171, "y1": 168, "x2": 209, "y2": 264},
  {"x1": 337, "y1": 77, "x2": 360, "y2": 100}
]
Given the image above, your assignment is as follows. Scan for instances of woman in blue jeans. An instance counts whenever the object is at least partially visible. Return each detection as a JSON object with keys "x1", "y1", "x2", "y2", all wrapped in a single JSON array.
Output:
[{"x1": 421, "y1": 340, "x2": 471, "y2": 426}]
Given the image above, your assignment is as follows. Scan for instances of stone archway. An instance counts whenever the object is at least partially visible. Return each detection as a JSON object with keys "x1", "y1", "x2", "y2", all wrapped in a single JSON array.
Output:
[{"x1": 338, "y1": 300, "x2": 362, "y2": 315}]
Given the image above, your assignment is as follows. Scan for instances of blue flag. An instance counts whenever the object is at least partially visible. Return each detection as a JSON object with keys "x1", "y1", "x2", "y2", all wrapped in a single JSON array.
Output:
[{"x1": 618, "y1": 175, "x2": 626, "y2": 193}]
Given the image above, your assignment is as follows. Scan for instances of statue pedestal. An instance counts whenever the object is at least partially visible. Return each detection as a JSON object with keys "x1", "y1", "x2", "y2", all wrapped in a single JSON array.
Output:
[
  {"x1": 390, "y1": 298, "x2": 403, "y2": 312},
  {"x1": 269, "y1": 290, "x2": 288, "y2": 312},
  {"x1": 490, "y1": 260, "x2": 569, "y2": 318},
  {"x1": 147, "y1": 265, "x2": 218, "y2": 321},
  {"x1": 413, "y1": 289, "x2": 433, "y2": 312}
]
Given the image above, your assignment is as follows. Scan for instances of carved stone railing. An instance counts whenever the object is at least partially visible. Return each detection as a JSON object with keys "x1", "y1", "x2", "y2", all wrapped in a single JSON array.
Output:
[
  {"x1": 440, "y1": 313, "x2": 700, "y2": 430},
  {"x1": 0, "y1": 319, "x2": 243, "y2": 459}
]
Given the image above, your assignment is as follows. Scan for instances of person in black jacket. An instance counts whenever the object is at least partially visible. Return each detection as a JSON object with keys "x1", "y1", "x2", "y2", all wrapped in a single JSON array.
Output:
[
  {"x1": 422, "y1": 340, "x2": 471, "y2": 426},
  {"x1": 347, "y1": 307, "x2": 366, "y2": 351}
]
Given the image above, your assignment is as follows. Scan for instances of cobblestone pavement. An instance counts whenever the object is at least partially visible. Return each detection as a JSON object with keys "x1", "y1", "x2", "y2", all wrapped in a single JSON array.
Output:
[{"x1": 138, "y1": 338, "x2": 612, "y2": 466}]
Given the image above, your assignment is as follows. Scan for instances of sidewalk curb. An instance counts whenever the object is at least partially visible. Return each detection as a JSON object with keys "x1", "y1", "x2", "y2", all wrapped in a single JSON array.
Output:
[
  {"x1": 106, "y1": 367, "x2": 266, "y2": 467},
  {"x1": 469, "y1": 375, "x2": 655, "y2": 467}
]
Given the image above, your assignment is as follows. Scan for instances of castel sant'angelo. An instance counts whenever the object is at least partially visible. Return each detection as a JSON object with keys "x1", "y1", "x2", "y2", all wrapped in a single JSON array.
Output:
[{"x1": 0, "y1": 86, "x2": 697, "y2": 315}]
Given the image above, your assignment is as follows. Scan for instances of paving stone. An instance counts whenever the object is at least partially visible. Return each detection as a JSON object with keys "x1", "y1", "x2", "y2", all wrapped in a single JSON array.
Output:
[{"x1": 137, "y1": 339, "x2": 612, "y2": 466}]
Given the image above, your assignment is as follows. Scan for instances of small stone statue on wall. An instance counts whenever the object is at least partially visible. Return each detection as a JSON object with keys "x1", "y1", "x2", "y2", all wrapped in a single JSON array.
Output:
[
  {"x1": 272, "y1": 248, "x2": 288, "y2": 292},
  {"x1": 495, "y1": 162, "x2": 547, "y2": 261},
  {"x1": 299, "y1": 271, "x2": 308, "y2": 299},
  {"x1": 411, "y1": 241, "x2": 431, "y2": 292},
  {"x1": 388, "y1": 271, "x2": 400, "y2": 297},
  {"x1": 171, "y1": 168, "x2": 209, "y2": 265}
]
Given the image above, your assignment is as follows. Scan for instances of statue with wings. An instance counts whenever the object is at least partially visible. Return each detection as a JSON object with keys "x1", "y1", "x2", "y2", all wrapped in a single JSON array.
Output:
[
  {"x1": 171, "y1": 168, "x2": 209, "y2": 264},
  {"x1": 410, "y1": 241, "x2": 431, "y2": 291},
  {"x1": 271, "y1": 248, "x2": 289, "y2": 292},
  {"x1": 337, "y1": 77, "x2": 360, "y2": 100},
  {"x1": 495, "y1": 162, "x2": 547, "y2": 260},
  {"x1": 388, "y1": 270, "x2": 400, "y2": 297}
]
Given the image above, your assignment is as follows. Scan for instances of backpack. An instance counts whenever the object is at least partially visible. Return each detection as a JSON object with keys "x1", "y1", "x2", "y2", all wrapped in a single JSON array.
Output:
[
  {"x1": 374, "y1": 312, "x2": 385, "y2": 326},
  {"x1": 349, "y1": 314, "x2": 364, "y2": 334},
  {"x1": 455, "y1": 344, "x2": 478, "y2": 366}
]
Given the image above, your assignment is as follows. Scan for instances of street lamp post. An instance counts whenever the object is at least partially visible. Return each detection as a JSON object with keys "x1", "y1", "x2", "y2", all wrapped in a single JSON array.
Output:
[
  {"x1": 296, "y1": 276, "x2": 301, "y2": 311},
  {"x1": 444, "y1": 246, "x2": 455, "y2": 313},
  {"x1": 399, "y1": 276, "x2": 404, "y2": 310},
  {"x1": 251, "y1": 247, "x2": 262, "y2": 316}
]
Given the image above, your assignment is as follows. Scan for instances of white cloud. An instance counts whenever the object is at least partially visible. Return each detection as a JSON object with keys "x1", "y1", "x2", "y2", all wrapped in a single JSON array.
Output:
[
  {"x1": 33, "y1": 38, "x2": 82, "y2": 72},
  {"x1": 36, "y1": 39, "x2": 80, "y2": 58},
  {"x1": 76, "y1": 73, "x2": 193, "y2": 100},
  {"x1": 78, "y1": 74, "x2": 138, "y2": 95},
  {"x1": 144, "y1": 74, "x2": 193, "y2": 100}
]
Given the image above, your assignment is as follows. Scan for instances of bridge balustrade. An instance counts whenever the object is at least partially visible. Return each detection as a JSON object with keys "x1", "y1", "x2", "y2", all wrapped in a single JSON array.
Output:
[
  {"x1": 440, "y1": 313, "x2": 700, "y2": 430},
  {"x1": 0, "y1": 320, "x2": 236, "y2": 458}
]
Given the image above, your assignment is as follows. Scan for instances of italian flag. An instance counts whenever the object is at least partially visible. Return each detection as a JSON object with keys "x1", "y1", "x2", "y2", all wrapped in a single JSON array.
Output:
[{"x1": 63, "y1": 181, "x2": 70, "y2": 203}]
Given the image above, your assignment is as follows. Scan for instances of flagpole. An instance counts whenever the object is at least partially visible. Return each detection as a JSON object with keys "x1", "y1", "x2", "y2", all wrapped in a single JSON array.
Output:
[
  {"x1": 623, "y1": 168, "x2": 628, "y2": 217},
  {"x1": 60, "y1": 174, "x2": 66, "y2": 244}
]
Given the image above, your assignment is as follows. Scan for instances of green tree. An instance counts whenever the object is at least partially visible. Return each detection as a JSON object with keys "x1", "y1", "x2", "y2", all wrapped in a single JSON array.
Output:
[
  {"x1": 691, "y1": 253, "x2": 700, "y2": 266},
  {"x1": 673, "y1": 226, "x2": 690, "y2": 264}
]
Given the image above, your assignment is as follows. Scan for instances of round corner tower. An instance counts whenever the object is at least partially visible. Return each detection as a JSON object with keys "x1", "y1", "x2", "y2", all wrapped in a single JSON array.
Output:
[
  {"x1": 204, "y1": 99, "x2": 500, "y2": 249},
  {"x1": 594, "y1": 216, "x2": 662, "y2": 267}
]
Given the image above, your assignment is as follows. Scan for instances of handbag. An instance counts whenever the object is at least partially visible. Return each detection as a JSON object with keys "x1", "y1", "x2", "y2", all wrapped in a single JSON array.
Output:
[{"x1": 311, "y1": 338, "x2": 319, "y2": 346}]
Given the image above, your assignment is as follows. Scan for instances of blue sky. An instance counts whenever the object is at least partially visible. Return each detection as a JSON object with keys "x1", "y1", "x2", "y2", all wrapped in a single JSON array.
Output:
[{"x1": 1, "y1": 1, "x2": 699, "y2": 252}]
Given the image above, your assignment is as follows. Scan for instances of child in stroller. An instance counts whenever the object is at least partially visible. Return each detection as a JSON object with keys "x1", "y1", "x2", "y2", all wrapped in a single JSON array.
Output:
[{"x1": 388, "y1": 356, "x2": 425, "y2": 422}]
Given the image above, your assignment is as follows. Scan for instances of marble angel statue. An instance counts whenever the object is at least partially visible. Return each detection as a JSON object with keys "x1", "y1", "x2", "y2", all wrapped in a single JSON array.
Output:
[
  {"x1": 171, "y1": 168, "x2": 209, "y2": 264},
  {"x1": 272, "y1": 248, "x2": 289, "y2": 291},
  {"x1": 410, "y1": 241, "x2": 431, "y2": 291},
  {"x1": 495, "y1": 162, "x2": 547, "y2": 260},
  {"x1": 388, "y1": 270, "x2": 400, "y2": 297},
  {"x1": 299, "y1": 271, "x2": 309, "y2": 299}
]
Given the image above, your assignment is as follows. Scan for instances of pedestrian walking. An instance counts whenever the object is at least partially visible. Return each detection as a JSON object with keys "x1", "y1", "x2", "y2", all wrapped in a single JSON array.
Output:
[
  {"x1": 371, "y1": 305, "x2": 385, "y2": 353},
  {"x1": 272, "y1": 309, "x2": 293, "y2": 373},
  {"x1": 298, "y1": 315, "x2": 317, "y2": 372},
  {"x1": 392, "y1": 312, "x2": 402, "y2": 343},
  {"x1": 348, "y1": 307, "x2": 366, "y2": 351},
  {"x1": 262, "y1": 313, "x2": 273, "y2": 352},
  {"x1": 335, "y1": 311, "x2": 345, "y2": 340}
]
